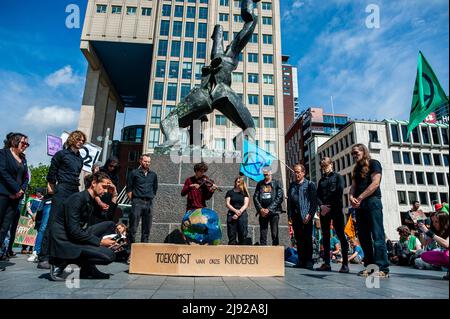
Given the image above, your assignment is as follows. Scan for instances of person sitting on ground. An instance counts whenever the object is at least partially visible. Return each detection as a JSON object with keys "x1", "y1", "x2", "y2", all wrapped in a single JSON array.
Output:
[
  {"x1": 330, "y1": 230, "x2": 343, "y2": 263},
  {"x1": 391, "y1": 225, "x2": 422, "y2": 266},
  {"x1": 48, "y1": 172, "x2": 117, "y2": 281},
  {"x1": 348, "y1": 238, "x2": 364, "y2": 264}
]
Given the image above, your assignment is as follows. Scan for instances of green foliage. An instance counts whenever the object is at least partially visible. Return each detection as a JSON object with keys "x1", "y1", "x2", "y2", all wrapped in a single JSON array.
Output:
[{"x1": 28, "y1": 163, "x2": 49, "y2": 195}]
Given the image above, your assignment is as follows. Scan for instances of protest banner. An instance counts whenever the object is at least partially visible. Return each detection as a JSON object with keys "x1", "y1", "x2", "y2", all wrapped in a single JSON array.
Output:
[
  {"x1": 13, "y1": 216, "x2": 37, "y2": 246},
  {"x1": 47, "y1": 134, "x2": 62, "y2": 156}
]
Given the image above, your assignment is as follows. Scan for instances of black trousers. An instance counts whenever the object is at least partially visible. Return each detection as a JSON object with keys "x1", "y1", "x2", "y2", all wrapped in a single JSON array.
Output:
[
  {"x1": 319, "y1": 209, "x2": 349, "y2": 265},
  {"x1": 129, "y1": 198, "x2": 153, "y2": 243},
  {"x1": 259, "y1": 213, "x2": 279, "y2": 246},
  {"x1": 51, "y1": 221, "x2": 116, "y2": 267},
  {"x1": 39, "y1": 185, "x2": 79, "y2": 261},
  {"x1": 0, "y1": 195, "x2": 20, "y2": 249},
  {"x1": 7, "y1": 209, "x2": 21, "y2": 252},
  {"x1": 292, "y1": 213, "x2": 313, "y2": 266},
  {"x1": 227, "y1": 212, "x2": 248, "y2": 245}
]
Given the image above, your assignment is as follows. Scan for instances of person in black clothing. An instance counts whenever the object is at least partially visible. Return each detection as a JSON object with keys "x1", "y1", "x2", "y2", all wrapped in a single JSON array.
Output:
[
  {"x1": 253, "y1": 167, "x2": 283, "y2": 246},
  {"x1": 126, "y1": 154, "x2": 158, "y2": 244},
  {"x1": 38, "y1": 130, "x2": 86, "y2": 269},
  {"x1": 315, "y1": 157, "x2": 349, "y2": 273},
  {"x1": 350, "y1": 143, "x2": 389, "y2": 278},
  {"x1": 225, "y1": 176, "x2": 250, "y2": 245},
  {"x1": 287, "y1": 163, "x2": 317, "y2": 269},
  {"x1": 0, "y1": 133, "x2": 30, "y2": 269},
  {"x1": 49, "y1": 172, "x2": 117, "y2": 281}
]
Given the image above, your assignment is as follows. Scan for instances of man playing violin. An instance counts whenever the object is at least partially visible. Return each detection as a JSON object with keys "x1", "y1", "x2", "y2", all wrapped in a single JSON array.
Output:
[{"x1": 181, "y1": 162, "x2": 218, "y2": 211}]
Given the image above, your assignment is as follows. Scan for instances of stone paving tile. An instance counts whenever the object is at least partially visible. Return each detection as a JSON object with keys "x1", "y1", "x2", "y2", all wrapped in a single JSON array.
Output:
[{"x1": 108, "y1": 289, "x2": 157, "y2": 299}]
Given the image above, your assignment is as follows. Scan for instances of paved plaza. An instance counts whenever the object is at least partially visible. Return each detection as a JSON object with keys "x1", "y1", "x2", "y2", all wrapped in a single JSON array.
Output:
[{"x1": 0, "y1": 254, "x2": 448, "y2": 299}]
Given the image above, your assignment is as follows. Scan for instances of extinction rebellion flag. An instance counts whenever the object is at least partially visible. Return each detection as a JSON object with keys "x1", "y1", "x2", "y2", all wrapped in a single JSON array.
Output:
[{"x1": 407, "y1": 51, "x2": 448, "y2": 136}]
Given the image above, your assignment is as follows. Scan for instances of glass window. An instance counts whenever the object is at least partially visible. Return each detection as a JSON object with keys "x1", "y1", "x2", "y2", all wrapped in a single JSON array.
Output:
[
  {"x1": 200, "y1": 0, "x2": 208, "y2": 3},
  {"x1": 168, "y1": 61, "x2": 179, "y2": 79},
  {"x1": 158, "y1": 40, "x2": 168, "y2": 56},
  {"x1": 185, "y1": 22, "x2": 195, "y2": 37},
  {"x1": 232, "y1": 72, "x2": 243, "y2": 82},
  {"x1": 184, "y1": 41, "x2": 193, "y2": 58},
  {"x1": 423, "y1": 153, "x2": 432, "y2": 165},
  {"x1": 262, "y1": 17, "x2": 272, "y2": 25},
  {"x1": 142, "y1": 8, "x2": 152, "y2": 16},
  {"x1": 96, "y1": 5, "x2": 107, "y2": 13},
  {"x1": 392, "y1": 151, "x2": 401, "y2": 164},
  {"x1": 186, "y1": 6, "x2": 196, "y2": 19},
  {"x1": 248, "y1": 53, "x2": 258, "y2": 63},
  {"x1": 421, "y1": 126, "x2": 430, "y2": 144},
  {"x1": 174, "y1": 5, "x2": 183, "y2": 17},
  {"x1": 219, "y1": 13, "x2": 229, "y2": 21},
  {"x1": 153, "y1": 82, "x2": 164, "y2": 100},
  {"x1": 263, "y1": 34, "x2": 272, "y2": 44},
  {"x1": 436, "y1": 173, "x2": 445, "y2": 186},
  {"x1": 111, "y1": 6, "x2": 122, "y2": 14},
  {"x1": 433, "y1": 154, "x2": 442, "y2": 166},
  {"x1": 401, "y1": 124, "x2": 409, "y2": 142},
  {"x1": 196, "y1": 42, "x2": 206, "y2": 59},
  {"x1": 151, "y1": 105, "x2": 162, "y2": 124},
  {"x1": 199, "y1": 7, "x2": 208, "y2": 19},
  {"x1": 162, "y1": 4, "x2": 171, "y2": 16},
  {"x1": 223, "y1": 31, "x2": 229, "y2": 41},
  {"x1": 405, "y1": 171, "x2": 414, "y2": 185},
  {"x1": 166, "y1": 105, "x2": 175, "y2": 116},
  {"x1": 262, "y1": 2, "x2": 272, "y2": 10},
  {"x1": 440, "y1": 193, "x2": 449, "y2": 203},
  {"x1": 248, "y1": 73, "x2": 258, "y2": 83},
  {"x1": 253, "y1": 117, "x2": 260, "y2": 128},
  {"x1": 173, "y1": 21, "x2": 182, "y2": 37},
  {"x1": 443, "y1": 154, "x2": 449, "y2": 167},
  {"x1": 155, "y1": 60, "x2": 166, "y2": 78},
  {"x1": 160, "y1": 20, "x2": 170, "y2": 36},
  {"x1": 441, "y1": 128, "x2": 449, "y2": 145},
  {"x1": 429, "y1": 192, "x2": 438, "y2": 204},
  {"x1": 413, "y1": 153, "x2": 421, "y2": 165},
  {"x1": 402, "y1": 152, "x2": 411, "y2": 164},
  {"x1": 215, "y1": 115, "x2": 227, "y2": 126},
  {"x1": 263, "y1": 74, "x2": 273, "y2": 84},
  {"x1": 416, "y1": 172, "x2": 425, "y2": 184},
  {"x1": 182, "y1": 62, "x2": 192, "y2": 79},
  {"x1": 263, "y1": 54, "x2": 273, "y2": 64},
  {"x1": 195, "y1": 63, "x2": 204, "y2": 80},
  {"x1": 395, "y1": 171, "x2": 404, "y2": 184},
  {"x1": 250, "y1": 33, "x2": 258, "y2": 43},
  {"x1": 180, "y1": 84, "x2": 191, "y2": 99},
  {"x1": 167, "y1": 83, "x2": 177, "y2": 101},
  {"x1": 248, "y1": 94, "x2": 259, "y2": 105},
  {"x1": 127, "y1": 7, "x2": 137, "y2": 15},
  {"x1": 220, "y1": 0, "x2": 229, "y2": 6},
  {"x1": 215, "y1": 138, "x2": 226, "y2": 150},
  {"x1": 408, "y1": 192, "x2": 417, "y2": 205},
  {"x1": 264, "y1": 117, "x2": 276, "y2": 128},
  {"x1": 411, "y1": 127, "x2": 420, "y2": 143},
  {"x1": 264, "y1": 95, "x2": 274, "y2": 106},
  {"x1": 426, "y1": 172, "x2": 435, "y2": 185},
  {"x1": 234, "y1": 14, "x2": 243, "y2": 23},
  {"x1": 264, "y1": 141, "x2": 276, "y2": 154},
  {"x1": 419, "y1": 192, "x2": 428, "y2": 205},
  {"x1": 398, "y1": 191, "x2": 407, "y2": 205},
  {"x1": 148, "y1": 129, "x2": 160, "y2": 149},
  {"x1": 171, "y1": 41, "x2": 181, "y2": 57},
  {"x1": 431, "y1": 127, "x2": 440, "y2": 144},
  {"x1": 197, "y1": 23, "x2": 207, "y2": 38},
  {"x1": 350, "y1": 132, "x2": 354, "y2": 145},
  {"x1": 233, "y1": 0, "x2": 241, "y2": 8},
  {"x1": 369, "y1": 130, "x2": 379, "y2": 142}
]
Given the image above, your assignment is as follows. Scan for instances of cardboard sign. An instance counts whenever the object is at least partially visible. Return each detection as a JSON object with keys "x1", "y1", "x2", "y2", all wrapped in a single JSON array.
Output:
[
  {"x1": 61, "y1": 132, "x2": 102, "y2": 173},
  {"x1": 129, "y1": 243, "x2": 285, "y2": 277},
  {"x1": 14, "y1": 216, "x2": 37, "y2": 246}
]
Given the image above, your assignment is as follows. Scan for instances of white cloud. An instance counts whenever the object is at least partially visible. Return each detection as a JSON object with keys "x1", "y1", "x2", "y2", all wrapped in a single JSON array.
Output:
[
  {"x1": 292, "y1": 1, "x2": 304, "y2": 9},
  {"x1": 45, "y1": 65, "x2": 81, "y2": 88},
  {"x1": 24, "y1": 106, "x2": 78, "y2": 129}
]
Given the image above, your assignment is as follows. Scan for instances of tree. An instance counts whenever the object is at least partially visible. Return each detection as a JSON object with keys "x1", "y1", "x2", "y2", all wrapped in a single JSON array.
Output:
[{"x1": 28, "y1": 163, "x2": 49, "y2": 195}]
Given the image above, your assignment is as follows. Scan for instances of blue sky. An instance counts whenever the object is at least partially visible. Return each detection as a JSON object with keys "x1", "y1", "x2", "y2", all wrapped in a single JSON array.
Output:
[{"x1": 0, "y1": 0, "x2": 448, "y2": 165}]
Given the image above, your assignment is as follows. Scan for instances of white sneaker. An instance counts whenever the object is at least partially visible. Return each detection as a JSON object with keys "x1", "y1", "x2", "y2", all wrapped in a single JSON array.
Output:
[{"x1": 27, "y1": 251, "x2": 38, "y2": 262}]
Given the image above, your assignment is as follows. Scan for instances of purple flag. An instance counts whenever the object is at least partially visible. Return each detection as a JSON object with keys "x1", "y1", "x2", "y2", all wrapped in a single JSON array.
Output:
[{"x1": 47, "y1": 134, "x2": 62, "y2": 156}]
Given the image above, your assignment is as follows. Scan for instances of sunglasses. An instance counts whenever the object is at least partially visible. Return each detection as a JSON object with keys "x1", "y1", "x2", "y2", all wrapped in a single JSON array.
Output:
[{"x1": 20, "y1": 141, "x2": 30, "y2": 147}]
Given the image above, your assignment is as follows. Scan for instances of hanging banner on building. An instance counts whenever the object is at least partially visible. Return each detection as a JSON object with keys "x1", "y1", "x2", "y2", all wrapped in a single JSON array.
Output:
[
  {"x1": 129, "y1": 243, "x2": 285, "y2": 277},
  {"x1": 47, "y1": 134, "x2": 63, "y2": 156},
  {"x1": 61, "y1": 132, "x2": 102, "y2": 173},
  {"x1": 14, "y1": 216, "x2": 37, "y2": 246}
]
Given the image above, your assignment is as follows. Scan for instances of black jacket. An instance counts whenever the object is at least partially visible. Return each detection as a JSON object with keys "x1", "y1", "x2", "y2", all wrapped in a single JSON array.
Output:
[
  {"x1": 287, "y1": 179, "x2": 317, "y2": 219},
  {"x1": 49, "y1": 190, "x2": 101, "y2": 260},
  {"x1": 0, "y1": 148, "x2": 29, "y2": 197},
  {"x1": 253, "y1": 179, "x2": 284, "y2": 215},
  {"x1": 46, "y1": 148, "x2": 83, "y2": 187},
  {"x1": 317, "y1": 171, "x2": 344, "y2": 211}
]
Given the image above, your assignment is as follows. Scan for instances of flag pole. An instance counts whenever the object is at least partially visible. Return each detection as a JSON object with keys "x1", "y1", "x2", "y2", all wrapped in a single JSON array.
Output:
[{"x1": 331, "y1": 95, "x2": 337, "y2": 134}]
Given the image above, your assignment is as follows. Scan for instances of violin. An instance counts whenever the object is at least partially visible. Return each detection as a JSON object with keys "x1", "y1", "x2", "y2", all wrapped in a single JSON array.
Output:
[{"x1": 198, "y1": 175, "x2": 222, "y2": 192}]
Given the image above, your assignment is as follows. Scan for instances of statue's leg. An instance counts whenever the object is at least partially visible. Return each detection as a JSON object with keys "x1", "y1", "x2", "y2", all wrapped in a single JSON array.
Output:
[
  {"x1": 211, "y1": 25, "x2": 225, "y2": 60},
  {"x1": 211, "y1": 83, "x2": 255, "y2": 139},
  {"x1": 225, "y1": 12, "x2": 257, "y2": 59}
]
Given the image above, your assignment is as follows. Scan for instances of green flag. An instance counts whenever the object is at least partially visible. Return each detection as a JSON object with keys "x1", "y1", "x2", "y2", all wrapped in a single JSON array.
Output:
[{"x1": 407, "y1": 51, "x2": 448, "y2": 135}]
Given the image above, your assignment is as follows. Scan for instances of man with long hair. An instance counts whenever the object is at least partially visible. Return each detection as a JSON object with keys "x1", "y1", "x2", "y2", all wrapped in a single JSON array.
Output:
[
  {"x1": 37, "y1": 130, "x2": 86, "y2": 269},
  {"x1": 350, "y1": 143, "x2": 389, "y2": 278}
]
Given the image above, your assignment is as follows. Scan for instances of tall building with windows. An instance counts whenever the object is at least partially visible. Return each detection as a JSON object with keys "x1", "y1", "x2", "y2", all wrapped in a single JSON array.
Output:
[
  {"x1": 78, "y1": 0, "x2": 286, "y2": 181},
  {"x1": 281, "y1": 55, "x2": 299, "y2": 130},
  {"x1": 316, "y1": 120, "x2": 449, "y2": 240}
]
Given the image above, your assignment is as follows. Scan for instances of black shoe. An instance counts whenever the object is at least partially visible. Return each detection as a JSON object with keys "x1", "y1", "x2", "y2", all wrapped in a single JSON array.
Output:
[
  {"x1": 50, "y1": 264, "x2": 68, "y2": 281},
  {"x1": 315, "y1": 263, "x2": 332, "y2": 272},
  {"x1": 339, "y1": 264, "x2": 350, "y2": 273},
  {"x1": 7, "y1": 251, "x2": 17, "y2": 258},
  {"x1": 0, "y1": 254, "x2": 9, "y2": 262},
  {"x1": 37, "y1": 260, "x2": 51, "y2": 269},
  {"x1": 80, "y1": 265, "x2": 110, "y2": 279}
]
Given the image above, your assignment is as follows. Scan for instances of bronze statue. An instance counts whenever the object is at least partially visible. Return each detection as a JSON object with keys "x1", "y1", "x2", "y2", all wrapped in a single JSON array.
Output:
[{"x1": 157, "y1": 0, "x2": 260, "y2": 151}]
